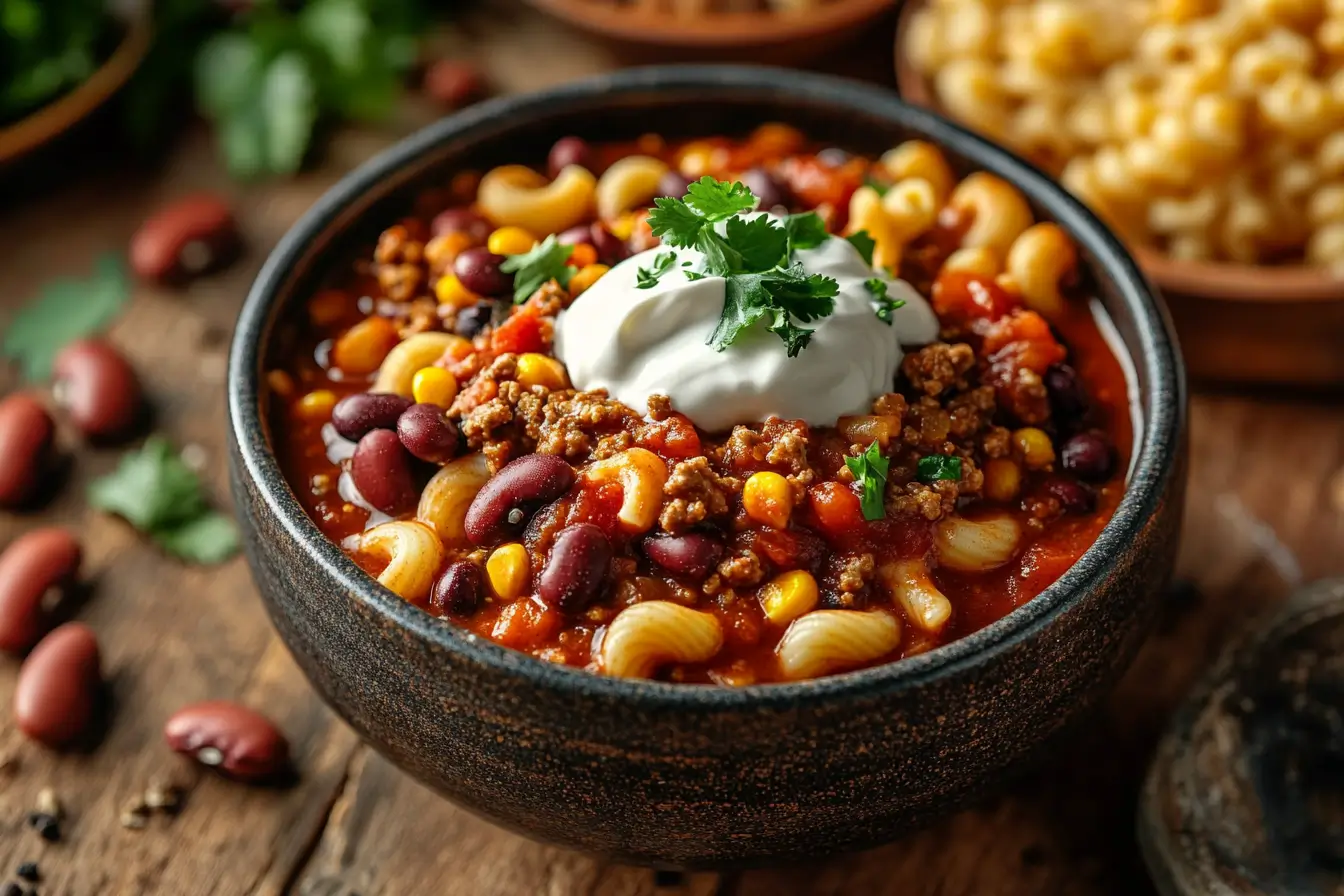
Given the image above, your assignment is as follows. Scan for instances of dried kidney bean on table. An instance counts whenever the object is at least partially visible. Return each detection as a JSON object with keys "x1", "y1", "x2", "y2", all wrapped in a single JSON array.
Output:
[
  {"x1": 14, "y1": 623, "x2": 102, "y2": 748},
  {"x1": 163, "y1": 701, "x2": 291, "y2": 783},
  {"x1": 0, "y1": 528, "x2": 81, "y2": 653},
  {"x1": 0, "y1": 395, "x2": 56, "y2": 508},
  {"x1": 52, "y1": 339, "x2": 144, "y2": 440}
]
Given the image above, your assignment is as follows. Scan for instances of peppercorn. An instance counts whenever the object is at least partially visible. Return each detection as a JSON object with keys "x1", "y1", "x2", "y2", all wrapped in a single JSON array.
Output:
[
  {"x1": 26, "y1": 812, "x2": 60, "y2": 842},
  {"x1": 15, "y1": 864, "x2": 37, "y2": 883}
]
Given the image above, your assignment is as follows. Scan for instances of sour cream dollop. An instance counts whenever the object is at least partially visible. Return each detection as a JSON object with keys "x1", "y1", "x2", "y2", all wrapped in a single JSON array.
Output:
[{"x1": 553, "y1": 229, "x2": 939, "y2": 432}]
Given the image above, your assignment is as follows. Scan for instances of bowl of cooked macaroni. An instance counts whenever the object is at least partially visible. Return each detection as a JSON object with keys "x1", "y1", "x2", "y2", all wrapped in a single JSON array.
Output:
[
  {"x1": 228, "y1": 65, "x2": 1185, "y2": 867},
  {"x1": 896, "y1": 0, "x2": 1344, "y2": 384}
]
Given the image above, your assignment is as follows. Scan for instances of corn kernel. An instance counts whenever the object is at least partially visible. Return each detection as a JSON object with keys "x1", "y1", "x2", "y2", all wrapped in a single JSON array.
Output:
[
  {"x1": 1013, "y1": 427, "x2": 1056, "y2": 470},
  {"x1": 568, "y1": 263, "x2": 610, "y2": 296},
  {"x1": 435, "y1": 273, "x2": 480, "y2": 308},
  {"x1": 296, "y1": 389, "x2": 337, "y2": 421},
  {"x1": 760, "y1": 570, "x2": 819, "y2": 625},
  {"x1": 267, "y1": 369, "x2": 296, "y2": 399},
  {"x1": 678, "y1": 141, "x2": 717, "y2": 178},
  {"x1": 487, "y1": 226, "x2": 535, "y2": 256},
  {"x1": 412, "y1": 367, "x2": 458, "y2": 407},
  {"x1": 609, "y1": 213, "x2": 638, "y2": 240},
  {"x1": 982, "y1": 458, "x2": 1022, "y2": 503},
  {"x1": 487, "y1": 543, "x2": 530, "y2": 599},
  {"x1": 516, "y1": 353, "x2": 569, "y2": 390},
  {"x1": 743, "y1": 471, "x2": 793, "y2": 529}
]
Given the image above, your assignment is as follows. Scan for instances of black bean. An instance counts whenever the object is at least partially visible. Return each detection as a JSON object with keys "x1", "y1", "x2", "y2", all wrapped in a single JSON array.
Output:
[
  {"x1": 1043, "y1": 476, "x2": 1096, "y2": 514},
  {"x1": 430, "y1": 561, "x2": 484, "y2": 616},
  {"x1": 547, "y1": 136, "x2": 593, "y2": 179},
  {"x1": 1045, "y1": 364, "x2": 1088, "y2": 420},
  {"x1": 1060, "y1": 432, "x2": 1115, "y2": 482},
  {"x1": 642, "y1": 533, "x2": 724, "y2": 579},
  {"x1": 397, "y1": 403, "x2": 459, "y2": 464},
  {"x1": 431, "y1": 207, "x2": 490, "y2": 242},
  {"x1": 331, "y1": 392, "x2": 413, "y2": 442},
  {"x1": 740, "y1": 167, "x2": 789, "y2": 210},
  {"x1": 350, "y1": 429, "x2": 420, "y2": 515},
  {"x1": 655, "y1": 171, "x2": 692, "y2": 200},
  {"x1": 453, "y1": 248, "x2": 513, "y2": 297},
  {"x1": 464, "y1": 454, "x2": 576, "y2": 546},
  {"x1": 539, "y1": 524, "x2": 611, "y2": 613},
  {"x1": 454, "y1": 301, "x2": 496, "y2": 338}
]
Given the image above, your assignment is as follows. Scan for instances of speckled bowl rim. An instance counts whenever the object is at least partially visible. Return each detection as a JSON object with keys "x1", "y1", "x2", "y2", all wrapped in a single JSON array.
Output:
[{"x1": 229, "y1": 65, "x2": 1185, "y2": 710}]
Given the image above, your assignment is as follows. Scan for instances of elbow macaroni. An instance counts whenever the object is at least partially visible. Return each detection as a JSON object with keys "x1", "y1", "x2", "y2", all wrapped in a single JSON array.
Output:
[
  {"x1": 417, "y1": 453, "x2": 492, "y2": 544},
  {"x1": 478, "y1": 164, "x2": 596, "y2": 236},
  {"x1": 775, "y1": 611, "x2": 902, "y2": 680},
  {"x1": 581, "y1": 448, "x2": 668, "y2": 534},
  {"x1": 879, "y1": 560, "x2": 952, "y2": 634},
  {"x1": 372, "y1": 332, "x2": 469, "y2": 397},
  {"x1": 350, "y1": 521, "x2": 444, "y2": 604},
  {"x1": 934, "y1": 513, "x2": 1023, "y2": 572},
  {"x1": 599, "y1": 601, "x2": 723, "y2": 679}
]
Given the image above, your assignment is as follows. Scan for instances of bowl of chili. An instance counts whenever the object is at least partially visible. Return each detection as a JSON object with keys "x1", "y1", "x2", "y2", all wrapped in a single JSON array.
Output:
[{"x1": 227, "y1": 65, "x2": 1186, "y2": 868}]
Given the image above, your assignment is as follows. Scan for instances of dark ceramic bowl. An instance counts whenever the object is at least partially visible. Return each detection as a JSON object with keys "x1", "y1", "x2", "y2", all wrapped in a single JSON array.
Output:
[{"x1": 227, "y1": 66, "x2": 1187, "y2": 869}]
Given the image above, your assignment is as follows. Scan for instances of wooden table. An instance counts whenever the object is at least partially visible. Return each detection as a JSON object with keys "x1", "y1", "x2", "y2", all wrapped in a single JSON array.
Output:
[{"x1": 2, "y1": 5, "x2": 1343, "y2": 894}]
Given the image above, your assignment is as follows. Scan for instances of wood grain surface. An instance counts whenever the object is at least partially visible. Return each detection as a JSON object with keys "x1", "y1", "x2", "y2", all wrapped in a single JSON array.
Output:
[{"x1": 2, "y1": 4, "x2": 1342, "y2": 894}]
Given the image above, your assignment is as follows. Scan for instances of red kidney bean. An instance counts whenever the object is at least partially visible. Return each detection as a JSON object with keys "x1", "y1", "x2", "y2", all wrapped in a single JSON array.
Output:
[
  {"x1": 397, "y1": 403, "x2": 459, "y2": 464},
  {"x1": 0, "y1": 394, "x2": 55, "y2": 508},
  {"x1": 464, "y1": 454, "x2": 576, "y2": 546},
  {"x1": 1060, "y1": 432, "x2": 1115, "y2": 482},
  {"x1": 164, "y1": 700, "x2": 290, "y2": 782},
  {"x1": 430, "y1": 560, "x2": 483, "y2": 616},
  {"x1": 656, "y1": 171, "x2": 692, "y2": 200},
  {"x1": 51, "y1": 339, "x2": 143, "y2": 440},
  {"x1": 431, "y1": 207, "x2": 491, "y2": 243},
  {"x1": 557, "y1": 224, "x2": 594, "y2": 246},
  {"x1": 423, "y1": 59, "x2": 482, "y2": 109},
  {"x1": 130, "y1": 194, "x2": 238, "y2": 283},
  {"x1": 331, "y1": 392, "x2": 413, "y2": 442},
  {"x1": 351, "y1": 429, "x2": 420, "y2": 515},
  {"x1": 453, "y1": 248, "x2": 512, "y2": 297},
  {"x1": 589, "y1": 222, "x2": 630, "y2": 265},
  {"x1": 642, "y1": 533, "x2": 724, "y2": 579},
  {"x1": 1043, "y1": 476, "x2": 1096, "y2": 514},
  {"x1": 454, "y1": 301, "x2": 497, "y2": 338},
  {"x1": 0, "y1": 528, "x2": 81, "y2": 653},
  {"x1": 740, "y1": 167, "x2": 789, "y2": 210},
  {"x1": 14, "y1": 622, "x2": 100, "y2": 748},
  {"x1": 1045, "y1": 364, "x2": 1088, "y2": 421},
  {"x1": 547, "y1": 137, "x2": 593, "y2": 179},
  {"x1": 539, "y1": 524, "x2": 611, "y2": 613}
]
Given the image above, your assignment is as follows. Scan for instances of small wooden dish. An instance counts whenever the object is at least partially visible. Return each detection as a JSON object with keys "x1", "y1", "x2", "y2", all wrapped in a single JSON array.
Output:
[
  {"x1": 0, "y1": 14, "x2": 152, "y2": 166},
  {"x1": 524, "y1": 0, "x2": 895, "y2": 60},
  {"x1": 893, "y1": 0, "x2": 1344, "y2": 387}
]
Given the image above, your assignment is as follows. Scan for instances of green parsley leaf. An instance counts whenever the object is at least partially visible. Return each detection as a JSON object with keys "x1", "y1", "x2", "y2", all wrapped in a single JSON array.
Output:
[
  {"x1": 864, "y1": 277, "x2": 907, "y2": 325},
  {"x1": 684, "y1": 176, "x2": 756, "y2": 220},
  {"x1": 725, "y1": 215, "x2": 788, "y2": 272},
  {"x1": 636, "y1": 251, "x2": 677, "y2": 289},
  {"x1": 500, "y1": 235, "x2": 577, "y2": 304},
  {"x1": 846, "y1": 230, "x2": 877, "y2": 267},
  {"x1": 697, "y1": 229, "x2": 744, "y2": 276},
  {"x1": 708, "y1": 265, "x2": 837, "y2": 358},
  {"x1": 647, "y1": 197, "x2": 706, "y2": 249},
  {"x1": 1, "y1": 254, "x2": 129, "y2": 382},
  {"x1": 784, "y1": 212, "x2": 829, "y2": 253},
  {"x1": 845, "y1": 442, "x2": 890, "y2": 521},
  {"x1": 917, "y1": 455, "x2": 963, "y2": 483},
  {"x1": 153, "y1": 512, "x2": 242, "y2": 564},
  {"x1": 684, "y1": 270, "x2": 707, "y2": 281}
]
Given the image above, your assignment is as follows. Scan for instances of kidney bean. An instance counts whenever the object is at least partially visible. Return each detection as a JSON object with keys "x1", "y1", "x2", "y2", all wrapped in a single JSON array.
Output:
[
  {"x1": 454, "y1": 301, "x2": 496, "y2": 338},
  {"x1": 539, "y1": 524, "x2": 612, "y2": 613},
  {"x1": 548, "y1": 137, "x2": 593, "y2": 179},
  {"x1": 0, "y1": 528, "x2": 81, "y2": 653},
  {"x1": 430, "y1": 560, "x2": 484, "y2": 616},
  {"x1": 130, "y1": 194, "x2": 238, "y2": 283},
  {"x1": 397, "y1": 403, "x2": 459, "y2": 464},
  {"x1": 816, "y1": 147, "x2": 851, "y2": 167},
  {"x1": 642, "y1": 533, "x2": 724, "y2": 579},
  {"x1": 656, "y1": 171, "x2": 692, "y2": 200},
  {"x1": 351, "y1": 429, "x2": 420, "y2": 515},
  {"x1": 464, "y1": 454, "x2": 575, "y2": 546},
  {"x1": 740, "y1": 167, "x2": 789, "y2": 210},
  {"x1": 423, "y1": 59, "x2": 483, "y2": 109},
  {"x1": 557, "y1": 224, "x2": 594, "y2": 246},
  {"x1": 51, "y1": 339, "x2": 144, "y2": 440},
  {"x1": 331, "y1": 392, "x2": 413, "y2": 442},
  {"x1": 14, "y1": 623, "x2": 101, "y2": 748},
  {"x1": 164, "y1": 700, "x2": 290, "y2": 782},
  {"x1": 1043, "y1": 476, "x2": 1096, "y2": 514},
  {"x1": 589, "y1": 222, "x2": 629, "y2": 265},
  {"x1": 0, "y1": 394, "x2": 55, "y2": 508},
  {"x1": 1045, "y1": 364, "x2": 1088, "y2": 421},
  {"x1": 431, "y1": 207, "x2": 491, "y2": 243},
  {"x1": 453, "y1": 248, "x2": 513, "y2": 297},
  {"x1": 1060, "y1": 432, "x2": 1115, "y2": 482}
]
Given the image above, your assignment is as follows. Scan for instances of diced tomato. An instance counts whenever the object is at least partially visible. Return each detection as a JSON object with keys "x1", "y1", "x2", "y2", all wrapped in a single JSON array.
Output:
[
  {"x1": 777, "y1": 155, "x2": 864, "y2": 211},
  {"x1": 748, "y1": 527, "x2": 826, "y2": 572},
  {"x1": 491, "y1": 598, "x2": 561, "y2": 650},
  {"x1": 808, "y1": 481, "x2": 865, "y2": 536},
  {"x1": 567, "y1": 481, "x2": 624, "y2": 537},
  {"x1": 490, "y1": 309, "x2": 544, "y2": 354},
  {"x1": 982, "y1": 310, "x2": 1067, "y2": 375},
  {"x1": 932, "y1": 271, "x2": 1021, "y2": 324},
  {"x1": 452, "y1": 375, "x2": 497, "y2": 413},
  {"x1": 636, "y1": 414, "x2": 702, "y2": 459}
]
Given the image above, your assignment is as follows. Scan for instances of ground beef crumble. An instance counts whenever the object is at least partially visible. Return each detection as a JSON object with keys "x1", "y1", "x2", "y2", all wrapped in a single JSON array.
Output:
[
  {"x1": 901, "y1": 342, "x2": 975, "y2": 397},
  {"x1": 659, "y1": 457, "x2": 735, "y2": 533}
]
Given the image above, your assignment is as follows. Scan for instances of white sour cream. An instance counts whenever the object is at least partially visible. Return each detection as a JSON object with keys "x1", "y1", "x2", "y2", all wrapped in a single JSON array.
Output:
[{"x1": 553, "y1": 227, "x2": 939, "y2": 432}]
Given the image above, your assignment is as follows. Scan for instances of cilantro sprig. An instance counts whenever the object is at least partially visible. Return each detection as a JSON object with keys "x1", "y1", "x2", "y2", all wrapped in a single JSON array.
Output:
[
  {"x1": 845, "y1": 442, "x2": 890, "y2": 521},
  {"x1": 636, "y1": 251, "x2": 676, "y2": 289},
  {"x1": 917, "y1": 455, "x2": 962, "y2": 483},
  {"x1": 500, "y1": 235, "x2": 576, "y2": 304},
  {"x1": 864, "y1": 277, "x2": 907, "y2": 325}
]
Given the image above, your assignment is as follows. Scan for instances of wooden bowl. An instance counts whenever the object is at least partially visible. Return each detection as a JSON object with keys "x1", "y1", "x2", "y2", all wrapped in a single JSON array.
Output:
[
  {"x1": 524, "y1": 0, "x2": 895, "y2": 61},
  {"x1": 0, "y1": 14, "x2": 152, "y2": 166},
  {"x1": 893, "y1": 0, "x2": 1344, "y2": 387}
]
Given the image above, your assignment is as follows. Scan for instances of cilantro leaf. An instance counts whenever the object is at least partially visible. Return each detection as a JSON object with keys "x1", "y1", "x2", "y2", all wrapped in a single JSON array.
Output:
[
  {"x1": 708, "y1": 266, "x2": 838, "y2": 358},
  {"x1": 864, "y1": 277, "x2": 907, "y2": 325},
  {"x1": 684, "y1": 270, "x2": 707, "y2": 281},
  {"x1": 2, "y1": 254, "x2": 129, "y2": 382},
  {"x1": 845, "y1": 442, "x2": 890, "y2": 521},
  {"x1": 917, "y1": 455, "x2": 963, "y2": 483},
  {"x1": 683, "y1": 176, "x2": 756, "y2": 220},
  {"x1": 697, "y1": 229, "x2": 744, "y2": 276},
  {"x1": 707, "y1": 273, "x2": 771, "y2": 353},
  {"x1": 725, "y1": 215, "x2": 788, "y2": 272},
  {"x1": 766, "y1": 309, "x2": 817, "y2": 358},
  {"x1": 762, "y1": 264, "x2": 838, "y2": 322},
  {"x1": 153, "y1": 512, "x2": 242, "y2": 564},
  {"x1": 636, "y1": 251, "x2": 677, "y2": 289},
  {"x1": 647, "y1": 197, "x2": 706, "y2": 249},
  {"x1": 500, "y1": 235, "x2": 576, "y2": 303},
  {"x1": 846, "y1": 230, "x2": 877, "y2": 267},
  {"x1": 784, "y1": 212, "x2": 829, "y2": 253}
]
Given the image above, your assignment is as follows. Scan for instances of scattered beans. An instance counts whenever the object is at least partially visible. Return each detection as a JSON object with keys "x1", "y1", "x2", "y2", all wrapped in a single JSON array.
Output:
[
  {"x1": 0, "y1": 528, "x2": 81, "y2": 653},
  {"x1": 14, "y1": 623, "x2": 101, "y2": 748},
  {"x1": 1060, "y1": 432, "x2": 1114, "y2": 482},
  {"x1": 330, "y1": 392, "x2": 413, "y2": 442},
  {"x1": 740, "y1": 167, "x2": 788, "y2": 210},
  {"x1": 423, "y1": 59, "x2": 482, "y2": 109},
  {"x1": 464, "y1": 454, "x2": 576, "y2": 546},
  {"x1": 1044, "y1": 476, "x2": 1096, "y2": 514},
  {"x1": 547, "y1": 137, "x2": 593, "y2": 179},
  {"x1": 454, "y1": 301, "x2": 496, "y2": 338},
  {"x1": 431, "y1": 207, "x2": 491, "y2": 243},
  {"x1": 1045, "y1": 364, "x2": 1087, "y2": 420},
  {"x1": 350, "y1": 429, "x2": 420, "y2": 515},
  {"x1": 656, "y1": 170, "x2": 692, "y2": 200},
  {"x1": 163, "y1": 700, "x2": 290, "y2": 782},
  {"x1": 52, "y1": 339, "x2": 144, "y2": 440},
  {"x1": 397, "y1": 403, "x2": 459, "y2": 464},
  {"x1": 453, "y1": 248, "x2": 512, "y2": 297},
  {"x1": 539, "y1": 524, "x2": 612, "y2": 613},
  {"x1": 129, "y1": 194, "x2": 238, "y2": 283},
  {"x1": 642, "y1": 533, "x2": 724, "y2": 579},
  {"x1": 430, "y1": 560, "x2": 484, "y2": 616},
  {"x1": 0, "y1": 395, "x2": 55, "y2": 508}
]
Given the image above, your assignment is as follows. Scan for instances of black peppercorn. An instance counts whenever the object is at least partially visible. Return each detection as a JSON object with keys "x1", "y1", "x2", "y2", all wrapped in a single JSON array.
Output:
[{"x1": 15, "y1": 862, "x2": 38, "y2": 882}]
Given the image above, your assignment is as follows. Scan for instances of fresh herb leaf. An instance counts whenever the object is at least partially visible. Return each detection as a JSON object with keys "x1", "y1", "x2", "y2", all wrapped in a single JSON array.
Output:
[
  {"x1": 708, "y1": 265, "x2": 837, "y2": 358},
  {"x1": 1, "y1": 254, "x2": 129, "y2": 381},
  {"x1": 636, "y1": 251, "x2": 677, "y2": 289},
  {"x1": 152, "y1": 512, "x2": 242, "y2": 565},
  {"x1": 917, "y1": 455, "x2": 963, "y2": 483},
  {"x1": 500, "y1": 235, "x2": 576, "y2": 303},
  {"x1": 726, "y1": 215, "x2": 788, "y2": 272},
  {"x1": 864, "y1": 277, "x2": 907, "y2": 325},
  {"x1": 684, "y1": 270, "x2": 707, "y2": 281},
  {"x1": 646, "y1": 197, "x2": 706, "y2": 249},
  {"x1": 845, "y1": 442, "x2": 890, "y2": 521},
  {"x1": 846, "y1": 230, "x2": 877, "y2": 267},
  {"x1": 784, "y1": 212, "x2": 829, "y2": 253},
  {"x1": 683, "y1": 176, "x2": 757, "y2": 220},
  {"x1": 696, "y1": 229, "x2": 744, "y2": 276}
]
